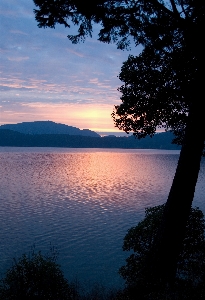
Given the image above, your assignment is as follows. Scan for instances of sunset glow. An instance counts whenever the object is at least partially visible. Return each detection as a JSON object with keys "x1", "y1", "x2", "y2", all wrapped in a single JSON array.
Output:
[
  {"x1": 0, "y1": 101, "x2": 118, "y2": 132},
  {"x1": 0, "y1": 0, "x2": 138, "y2": 133}
]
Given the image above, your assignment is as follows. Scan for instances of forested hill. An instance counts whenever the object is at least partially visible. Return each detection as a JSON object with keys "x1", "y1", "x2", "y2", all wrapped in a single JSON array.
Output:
[
  {"x1": 0, "y1": 129, "x2": 180, "y2": 150},
  {"x1": 0, "y1": 121, "x2": 100, "y2": 137}
]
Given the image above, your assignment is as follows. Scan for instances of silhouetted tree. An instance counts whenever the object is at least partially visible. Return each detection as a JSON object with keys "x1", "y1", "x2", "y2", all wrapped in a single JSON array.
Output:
[
  {"x1": 0, "y1": 250, "x2": 76, "y2": 300},
  {"x1": 120, "y1": 205, "x2": 205, "y2": 298},
  {"x1": 112, "y1": 32, "x2": 205, "y2": 287},
  {"x1": 33, "y1": 0, "x2": 205, "y2": 288},
  {"x1": 112, "y1": 46, "x2": 189, "y2": 141}
]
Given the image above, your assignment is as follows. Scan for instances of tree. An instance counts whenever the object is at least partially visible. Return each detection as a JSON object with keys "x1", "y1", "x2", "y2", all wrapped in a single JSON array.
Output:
[
  {"x1": 0, "y1": 249, "x2": 76, "y2": 299},
  {"x1": 33, "y1": 0, "x2": 205, "y2": 287},
  {"x1": 119, "y1": 205, "x2": 205, "y2": 298},
  {"x1": 112, "y1": 46, "x2": 189, "y2": 140},
  {"x1": 112, "y1": 35, "x2": 205, "y2": 287}
]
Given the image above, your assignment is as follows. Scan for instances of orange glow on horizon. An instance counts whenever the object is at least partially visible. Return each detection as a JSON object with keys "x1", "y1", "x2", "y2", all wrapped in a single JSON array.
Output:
[{"x1": 0, "y1": 102, "x2": 119, "y2": 132}]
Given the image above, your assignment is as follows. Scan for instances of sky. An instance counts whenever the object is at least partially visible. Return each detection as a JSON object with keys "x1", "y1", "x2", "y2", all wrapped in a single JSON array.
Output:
[{"x1": 0, "y1": 0, "x2": 141, "y2": 134}]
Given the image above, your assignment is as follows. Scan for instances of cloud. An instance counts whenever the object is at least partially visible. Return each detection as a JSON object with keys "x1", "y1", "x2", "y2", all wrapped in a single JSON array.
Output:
[
  {"x1": 10, "y1": 30, "x2": 28, "y2": 35},
  {"x1": 0, "y1": 70, "x2": 121, "y2": 106},
  {"x1": 8, "y1": 56, "x2": 29, "y2": 61},
  {"x1": 66, "y1": 48, "x2": 85, "y2": 58}
]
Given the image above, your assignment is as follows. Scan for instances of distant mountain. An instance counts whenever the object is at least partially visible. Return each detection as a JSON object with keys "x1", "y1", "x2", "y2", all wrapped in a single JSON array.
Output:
[
  {"x1": 0, "y1": 121, "x2": 100, "y2": 137},
  {"x1": 0, "y1": 128, "x2": 181, "y2": 150}
]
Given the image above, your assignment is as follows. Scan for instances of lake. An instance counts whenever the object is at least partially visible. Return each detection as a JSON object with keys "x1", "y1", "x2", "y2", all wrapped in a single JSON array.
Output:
[{"x1": 0, "y1": 147, "x2": 205, "y2": 289}]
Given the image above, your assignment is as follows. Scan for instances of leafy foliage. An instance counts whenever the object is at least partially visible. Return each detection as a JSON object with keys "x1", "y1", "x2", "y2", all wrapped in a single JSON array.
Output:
[
  {"x1": 0, "y1": 249, "x2": 76, "y2": 300},
  {"x1": 112, "y1": 47, "x2": 190, "y2": 140},
  {"x1": 33, "y1": 1, "x2": 204, "y2": 50},
  {"x1": 119, "y1": 205, "x2": 205, "y2": 293}
]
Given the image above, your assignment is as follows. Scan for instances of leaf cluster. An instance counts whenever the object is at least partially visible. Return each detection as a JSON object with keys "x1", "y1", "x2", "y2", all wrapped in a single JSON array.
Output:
[
  {"x1": 119, "y1": 205, "x2": 205, "y2": 291},
  {"x1": 0, "y1": 249, "x2": 75, "y2": 299},
  {"x1": 112, "y1": 45, "x2": 190, "y2": 139},
  {"x1": 33, "y1": 1, "x2": 205, "y2": 51}
]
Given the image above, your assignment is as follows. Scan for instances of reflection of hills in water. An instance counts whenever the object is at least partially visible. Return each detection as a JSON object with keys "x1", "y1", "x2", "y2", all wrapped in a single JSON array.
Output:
[{"x1": 0, "y1": 121, "x2": 180, "y2": 149}]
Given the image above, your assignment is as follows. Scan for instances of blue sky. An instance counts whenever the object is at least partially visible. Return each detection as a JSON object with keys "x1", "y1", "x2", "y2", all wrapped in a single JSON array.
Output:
[{"x1": 0, "y1": 0, "x2": 140, "y2": 134}]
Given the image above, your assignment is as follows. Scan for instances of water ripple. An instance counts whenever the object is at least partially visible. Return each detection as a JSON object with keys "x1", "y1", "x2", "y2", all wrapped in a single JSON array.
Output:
[{"x1": 0, "y1": 149, "x2": 205, "y2": 288}]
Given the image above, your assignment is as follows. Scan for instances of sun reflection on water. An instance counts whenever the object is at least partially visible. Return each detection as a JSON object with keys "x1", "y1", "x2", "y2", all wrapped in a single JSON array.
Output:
[{"x1": 3, "y1": 149, "x2": 203, "y2": 288}]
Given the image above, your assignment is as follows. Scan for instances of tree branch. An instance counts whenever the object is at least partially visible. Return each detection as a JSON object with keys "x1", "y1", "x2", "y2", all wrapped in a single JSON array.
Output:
[
  {"x1": 170, "y1": 0, "x2": 180, "y2": 17},
  {"x1": 179, "y1": 0, "x2": 189, "y2": 18},
  {"x1": 149, "y1": 0, "x2": 181, "y2": 20}
]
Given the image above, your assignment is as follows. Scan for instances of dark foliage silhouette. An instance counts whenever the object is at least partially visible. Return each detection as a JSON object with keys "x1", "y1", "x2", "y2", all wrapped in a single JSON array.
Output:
[
  {"x1": 120, "y1": 205, "x2": 205, "y2": 299},
  {"x1": 0, "y1": 249, "x2": 76, "y2": 300}
]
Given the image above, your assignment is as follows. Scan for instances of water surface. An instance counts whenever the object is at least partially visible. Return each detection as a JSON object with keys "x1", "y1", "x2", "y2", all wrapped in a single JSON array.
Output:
[{"x1": 0, "y1": 148, "x2": 204, "y2": 288}]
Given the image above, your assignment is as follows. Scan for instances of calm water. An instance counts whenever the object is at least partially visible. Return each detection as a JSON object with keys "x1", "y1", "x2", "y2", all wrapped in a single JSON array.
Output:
[{"x1": 0, "y1": 147, "x2": 205, "y2": 289}]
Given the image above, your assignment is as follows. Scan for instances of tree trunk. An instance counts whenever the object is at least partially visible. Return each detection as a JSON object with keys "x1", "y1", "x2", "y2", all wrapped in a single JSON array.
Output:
[
  {"x1": 154, "y1": 100, "x2": 205, "y2": 284},
  {"x1": 139, "y1": 100, "x2": 205, "y2": 297},
  {"x1": 147, "y1": 20, "x2": 205, "y2": 289}
]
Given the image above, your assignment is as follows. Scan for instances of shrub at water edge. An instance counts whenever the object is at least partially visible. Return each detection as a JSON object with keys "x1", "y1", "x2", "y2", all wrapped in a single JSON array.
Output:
[
  {"x1": 119, "y1": 205, "x2": 205, "y2": 299},
  {"x1": 0, "y1": 248, "x2": 77, "y2": 300}
]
